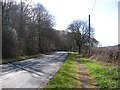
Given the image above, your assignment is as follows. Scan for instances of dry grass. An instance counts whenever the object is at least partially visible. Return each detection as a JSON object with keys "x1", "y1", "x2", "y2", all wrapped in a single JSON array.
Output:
[{"x1": 89, "y1": 47, "x2": 119, "y2": 65}]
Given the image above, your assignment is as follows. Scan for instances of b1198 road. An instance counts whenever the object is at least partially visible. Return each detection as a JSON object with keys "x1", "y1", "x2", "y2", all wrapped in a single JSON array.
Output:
[{"x1": 0, "y1": 51, "x2": 68, "y2": 89}]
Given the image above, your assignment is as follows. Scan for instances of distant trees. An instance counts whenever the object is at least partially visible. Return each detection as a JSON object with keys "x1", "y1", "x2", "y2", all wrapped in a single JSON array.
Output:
[{"x1": 67, "y1": 20, "x2": 98, "y2": 54}]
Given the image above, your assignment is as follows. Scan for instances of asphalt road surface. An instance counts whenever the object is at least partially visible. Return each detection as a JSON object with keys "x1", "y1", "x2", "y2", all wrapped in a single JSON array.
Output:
[{"x1": 0, "y1": 51, "x2": 68, "y2": 89}]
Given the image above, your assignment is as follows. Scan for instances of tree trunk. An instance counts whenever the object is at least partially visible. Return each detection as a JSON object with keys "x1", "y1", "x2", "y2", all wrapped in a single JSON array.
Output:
[{"x1": 78, "y1": 45, "x2": 81, "y2": 54}]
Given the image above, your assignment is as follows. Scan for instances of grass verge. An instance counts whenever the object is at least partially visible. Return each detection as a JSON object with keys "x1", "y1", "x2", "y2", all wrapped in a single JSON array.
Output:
[
  {"x1": 44, "y1": 52, "x2": 81, "y2": 89},
  {"x1": 80, "y1": 57, "x2": 119, "y2": 88}
]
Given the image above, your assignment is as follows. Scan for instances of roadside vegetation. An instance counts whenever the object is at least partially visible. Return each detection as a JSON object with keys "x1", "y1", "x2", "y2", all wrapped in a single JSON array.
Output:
[
  {"x1": 80, "y1": 56, "x2": 119, "y2": 88},
  {"x1": 45, "y1": 52, "x2": 119, "y2": 89},
  {"x1": 90, "y1": 46, "x2": 119, "y2": 65},
  {"x1": 44, "y1": 52, "x2": 81, "y2": 88}
]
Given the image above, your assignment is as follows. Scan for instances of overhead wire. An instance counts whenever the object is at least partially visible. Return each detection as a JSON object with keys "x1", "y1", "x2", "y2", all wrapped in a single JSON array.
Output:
[{"x1": 90, "y1": 0, "x2": 98, "y2": 15}]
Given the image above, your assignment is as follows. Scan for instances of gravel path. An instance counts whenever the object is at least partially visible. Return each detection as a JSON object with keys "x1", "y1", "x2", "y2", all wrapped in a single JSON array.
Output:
[{"x1": 0, "y1": 51, "x2": 68, "y2": 89}]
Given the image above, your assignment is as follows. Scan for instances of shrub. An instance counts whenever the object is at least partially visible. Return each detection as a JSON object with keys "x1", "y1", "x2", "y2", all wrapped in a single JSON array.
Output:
[{"x1": 89, "y1": 47, "x2": 119, "y2": 65}]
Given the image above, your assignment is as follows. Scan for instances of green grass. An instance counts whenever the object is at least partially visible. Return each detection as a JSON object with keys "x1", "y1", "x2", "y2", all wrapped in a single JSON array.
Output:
[
  {"x1": 80, "y1": 57, "x2": 119, "y2": 88},
  {"x1": 44, "y1": 52, "x2": 81, "y2": 89},
  {"x1": 44, "y1": 52, "x2": 119, "y2": 89}
]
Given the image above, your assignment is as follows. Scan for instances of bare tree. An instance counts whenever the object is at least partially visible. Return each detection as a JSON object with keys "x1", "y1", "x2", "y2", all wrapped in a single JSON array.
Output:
[
  {"x1": 2, "y1": 1, "x2": 19, "y2": 57},
  {"x1": 67, "y1": 20, "x2": 94, "y2": 53},
  {"x1": 32, "y1": 3, "x2": 54, "y2": 53},
  {"x1": 2, "y1": 1, "x2": 55, "y2": 58}
]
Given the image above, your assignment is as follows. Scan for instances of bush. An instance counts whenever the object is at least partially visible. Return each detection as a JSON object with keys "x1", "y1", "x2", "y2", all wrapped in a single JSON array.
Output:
[{"x1": 89, "y1": 47, "x2": 119, "y2": 65}]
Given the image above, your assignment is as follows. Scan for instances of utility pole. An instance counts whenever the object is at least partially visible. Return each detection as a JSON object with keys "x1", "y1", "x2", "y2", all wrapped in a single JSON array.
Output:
[{"x1": 88, "y1": 15, "x2": 90, "y2": 55}]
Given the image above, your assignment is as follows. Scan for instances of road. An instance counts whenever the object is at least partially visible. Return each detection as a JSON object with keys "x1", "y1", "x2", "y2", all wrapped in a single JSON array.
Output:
[{"x1": 0, "y1": 51, "x2": 68, "y2": 89}]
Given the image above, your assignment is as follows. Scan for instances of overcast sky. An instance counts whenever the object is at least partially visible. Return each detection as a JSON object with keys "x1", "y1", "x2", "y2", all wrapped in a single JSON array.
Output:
[{"x1": 32, "y1": 0, "x2": 119, "y2": 47}]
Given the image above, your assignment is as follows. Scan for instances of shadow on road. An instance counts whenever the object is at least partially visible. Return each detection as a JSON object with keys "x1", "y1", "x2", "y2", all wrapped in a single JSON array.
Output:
[{"x1": 1, "y1": 52, "x2": 68, "y2": 77}]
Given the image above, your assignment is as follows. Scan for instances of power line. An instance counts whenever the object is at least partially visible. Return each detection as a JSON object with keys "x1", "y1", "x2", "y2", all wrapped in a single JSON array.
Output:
[
  {"x1": 88, "y1": 0, "x2": 98, "y2": 55},
  {"x1": 90, "y1": 0, "x2": 98, "y2": 15}
]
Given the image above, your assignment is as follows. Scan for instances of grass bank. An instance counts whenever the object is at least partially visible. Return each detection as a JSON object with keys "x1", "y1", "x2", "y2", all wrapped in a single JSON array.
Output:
[
  {"x1": 80, "y1": 57, "x2": 119, "y2": 88},
  {"x1": 44, "y1": 52, "x2": 81, "y2": 88}
]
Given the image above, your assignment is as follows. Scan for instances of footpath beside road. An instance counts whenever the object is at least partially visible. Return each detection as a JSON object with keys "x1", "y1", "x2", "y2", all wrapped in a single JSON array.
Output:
[
  {"x1": 76, "y1": 57, "x2": 96, "y2": 88},
  {"x1": 44, "y1": 52, "x2": 97, "y2": 88},
  {"x1": 0, "y1": 51, "x2": 68, "y2": 89}
]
